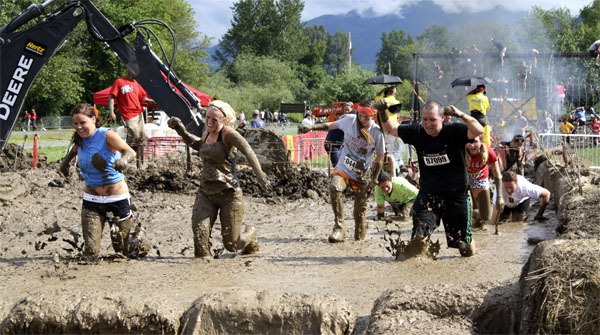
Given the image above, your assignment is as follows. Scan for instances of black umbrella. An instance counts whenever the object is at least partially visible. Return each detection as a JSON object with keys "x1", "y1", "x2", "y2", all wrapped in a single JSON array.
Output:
[
  {"x1": 450, "y1": 76, "x2": 492, "y2": 88},
  {"x1": 364, "y1": 74, "x2": 403, "y2": 85}
]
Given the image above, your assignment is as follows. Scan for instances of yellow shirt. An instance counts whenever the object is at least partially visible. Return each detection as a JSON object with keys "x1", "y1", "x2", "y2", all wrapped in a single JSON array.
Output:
[
  {"x1": 559, "y1": 121, "x2": 574, "y2": 134},
  {"x1": 466, "y1": 92, "x2": 490, "y2": 115}
]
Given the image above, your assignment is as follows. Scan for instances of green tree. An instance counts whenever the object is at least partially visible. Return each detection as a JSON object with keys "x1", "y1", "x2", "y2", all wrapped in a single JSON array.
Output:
[
  {"x1": 215, "y1": 0, "x2": 308, "y2": 69},
  {"x1": 2, "y1": 0, "x2": 209, "y2": 116},
  {"x1": 375, "y1": 30, "x2": 415, "y2": 79},
  {"x1": 324, "y1": 31, "x2": 352, "y2": 75}
]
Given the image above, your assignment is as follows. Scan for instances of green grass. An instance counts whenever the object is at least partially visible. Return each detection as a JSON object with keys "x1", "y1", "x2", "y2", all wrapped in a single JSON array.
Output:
[{"x1": 8, "y1": 129, "x2": 73, "y2": 163}]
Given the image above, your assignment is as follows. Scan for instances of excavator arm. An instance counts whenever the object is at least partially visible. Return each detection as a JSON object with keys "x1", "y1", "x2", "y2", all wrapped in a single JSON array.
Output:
[{"x1": 0, "y1": 0, "x2": 204, "y2": 152}]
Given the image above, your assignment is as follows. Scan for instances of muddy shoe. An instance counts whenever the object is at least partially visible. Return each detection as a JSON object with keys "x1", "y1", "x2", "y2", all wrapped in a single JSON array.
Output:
[
  {"x1": 396, "y1": 237, "x2": 428, "y2": 261},
  {"x1": 458, "y1": 240, "x2": 476, "y2": 257},
  {"x1": 328, "y1": 227, "x2": 347, "y2": 243},
  {"x1": 242, "y1": 241, "x2": 260, "y2": 255}
]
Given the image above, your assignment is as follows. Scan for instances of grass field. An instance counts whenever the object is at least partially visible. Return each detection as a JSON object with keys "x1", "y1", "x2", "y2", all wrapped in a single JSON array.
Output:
[{"x1": 8, "y1": 129, "x2": 73, "y2": 163}]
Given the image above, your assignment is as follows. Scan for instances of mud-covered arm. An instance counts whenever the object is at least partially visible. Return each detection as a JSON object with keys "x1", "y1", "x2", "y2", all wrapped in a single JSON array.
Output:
[
  {"x1": 224, "y1": 130, "x2": 269, "y2": 188},
  {"x1": 443, "y1": 105, "x2": 483, "y2": 140},
  {"x1": 167, "y1": 117, "x2": 202, "y2": 151},
  {"x1": 367, "y1": 153, "x2": 384, "y2": 195},
  {"x1": 298, "y1": 122, "x2": 335, "y2": 134},
  {"x1": 490, "y1": 160, "x2": 504, "y2": 210},
  {"x1": 106, "y1": 131, "x2": 136, "y2": 172},
  {"x1": 59, "y1": 145, "x2": 78, "y2": 177}
]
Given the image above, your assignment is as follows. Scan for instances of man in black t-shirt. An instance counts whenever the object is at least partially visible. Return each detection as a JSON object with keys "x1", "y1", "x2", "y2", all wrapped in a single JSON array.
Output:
[{"x1": 377, "y1": 101, "x2": 483, "y2": 258}]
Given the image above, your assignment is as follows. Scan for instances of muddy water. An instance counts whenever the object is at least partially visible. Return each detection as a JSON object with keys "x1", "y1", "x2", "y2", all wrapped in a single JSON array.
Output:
[{"x1": 0, "y1": 167, "x2": 559, "y2": 332}]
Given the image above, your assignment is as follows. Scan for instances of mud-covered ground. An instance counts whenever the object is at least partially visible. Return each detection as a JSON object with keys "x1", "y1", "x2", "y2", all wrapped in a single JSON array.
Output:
[{"x1": 0, "y1": 142, "x2": 576, "y2": 334}]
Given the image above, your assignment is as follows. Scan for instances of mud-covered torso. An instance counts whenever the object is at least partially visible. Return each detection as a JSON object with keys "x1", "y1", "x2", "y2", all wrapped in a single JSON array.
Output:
[{"x1": 198, "y1": 128, "x2": 239, "y2": 194}]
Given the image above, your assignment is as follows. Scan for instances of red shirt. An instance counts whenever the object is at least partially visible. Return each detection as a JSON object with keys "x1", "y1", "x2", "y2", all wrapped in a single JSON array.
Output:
[
  {"x1": 467, "y1": 146, "x2": 497, "y2": 181},
  {"x1": 591, "y1": 120, "x2": 600, "y2": 134},
  {"x1": 109, "y1": 77, "x2": 148, "y2": 121}
]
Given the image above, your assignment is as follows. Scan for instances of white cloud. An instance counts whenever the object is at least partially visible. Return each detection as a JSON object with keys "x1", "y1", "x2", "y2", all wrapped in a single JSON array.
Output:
[{"x1": 188, "y1": 0, "x2": 590, "y2": 42}]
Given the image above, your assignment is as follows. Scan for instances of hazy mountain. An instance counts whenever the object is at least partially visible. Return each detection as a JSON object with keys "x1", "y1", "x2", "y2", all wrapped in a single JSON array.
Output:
[
  {"x1": 305, "y1": 1, "x2": 525, "y2": 69},
  {"x1": 207, "y1": 1, "x2": 525, "y2": 71}
]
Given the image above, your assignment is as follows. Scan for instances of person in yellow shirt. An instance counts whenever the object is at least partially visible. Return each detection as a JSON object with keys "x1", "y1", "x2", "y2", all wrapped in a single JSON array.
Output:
[
  {"x1": 559, "y1": 117, "x2": 574, "y2": 144},
  {"x1": 466, "y1": 84, "x2": 492, "y2": 146}
]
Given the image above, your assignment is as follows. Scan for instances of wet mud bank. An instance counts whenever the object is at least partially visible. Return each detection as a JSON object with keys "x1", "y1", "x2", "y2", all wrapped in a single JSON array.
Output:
[{"x1": 0, "y1": 149, "x2": 598, "y2": 334}]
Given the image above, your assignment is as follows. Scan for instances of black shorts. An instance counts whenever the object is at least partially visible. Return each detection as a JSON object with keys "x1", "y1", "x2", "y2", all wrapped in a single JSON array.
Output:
[
  {"x1": 470, "y1": 110, "x2": 488, "y2": 127},
  {"x1": 82, "y1": 196, "x2": 132, "y2": 221}
]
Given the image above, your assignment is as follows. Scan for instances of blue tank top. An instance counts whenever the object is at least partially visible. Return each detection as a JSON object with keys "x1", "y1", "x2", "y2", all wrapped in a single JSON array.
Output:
[{"x1": 77, "y1": 128, "x2": 124, "y2": 187}]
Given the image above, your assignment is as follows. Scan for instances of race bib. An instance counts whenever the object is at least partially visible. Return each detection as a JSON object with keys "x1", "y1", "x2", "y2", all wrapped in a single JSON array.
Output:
[
  {"x1": 344, "y1": 155, "x2": 365, "y2": 173},
  {"x1": 423, "y1": 154, "x2": 450, "y2": 166}
]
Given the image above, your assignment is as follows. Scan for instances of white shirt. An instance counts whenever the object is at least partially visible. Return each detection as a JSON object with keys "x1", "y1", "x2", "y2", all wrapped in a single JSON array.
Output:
[{"x1": 493, "y1": 174, "x2": 546, "y2": 208}]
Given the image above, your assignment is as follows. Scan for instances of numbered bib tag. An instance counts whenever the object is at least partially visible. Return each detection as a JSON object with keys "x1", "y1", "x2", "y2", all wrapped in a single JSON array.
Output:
[
  {"x1": 423, "y1": 154, "x2": 450, "y2": 166},
  {"x1": 343, "y1": 155, "x2": 365, "y2": 173}
]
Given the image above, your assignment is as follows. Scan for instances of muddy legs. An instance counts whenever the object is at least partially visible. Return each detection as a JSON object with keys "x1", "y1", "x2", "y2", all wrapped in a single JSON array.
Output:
[
  {"x1": 329, "y1": 175, "x2": 347, "y2": 243},
  {"x1": 110, "y1": 216, "x2": 133, "y2": 256}
]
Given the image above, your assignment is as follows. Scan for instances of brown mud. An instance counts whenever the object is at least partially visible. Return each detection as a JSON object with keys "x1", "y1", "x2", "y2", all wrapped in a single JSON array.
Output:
[{"x1": 0, "y1": 139, "x2": 595, "y2": 334}]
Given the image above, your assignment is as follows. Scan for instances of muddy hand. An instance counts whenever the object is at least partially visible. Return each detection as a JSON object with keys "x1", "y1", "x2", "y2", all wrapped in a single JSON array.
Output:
[
  {"x1": 167, "y1": 117, "x2": 185, "y2": 133},
  {"x1": 113, "y1": 158, "x2": 127, "y2": 172},
  {"x1": 298, "y1": 125, "x2": 311, "y2": 134},
  {"x1": 443, "y1": 105, "x2": 462, "y2": 117},
  {"x1": 256, "y1": 171, "x2": 271, "y2": 190}
]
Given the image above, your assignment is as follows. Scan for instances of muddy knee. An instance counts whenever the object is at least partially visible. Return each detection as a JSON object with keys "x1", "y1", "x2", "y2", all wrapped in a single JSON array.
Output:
[
  {"x1": 81, "y1": 209, "x2": 104, "y2": 257},
  {"x1": 110, "y1": 216, "x2": 133, "y2": 255}
]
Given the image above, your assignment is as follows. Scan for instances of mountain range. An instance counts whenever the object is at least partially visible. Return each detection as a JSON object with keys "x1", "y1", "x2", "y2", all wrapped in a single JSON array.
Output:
[{"x1": 208, "y1": 1, "x2": 525, "y2": 71}]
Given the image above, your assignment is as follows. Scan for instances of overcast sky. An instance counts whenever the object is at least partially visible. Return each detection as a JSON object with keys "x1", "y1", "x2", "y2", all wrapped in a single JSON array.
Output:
[{"x1": 189, "y1": 0, "x2": 591, "y2": 43}]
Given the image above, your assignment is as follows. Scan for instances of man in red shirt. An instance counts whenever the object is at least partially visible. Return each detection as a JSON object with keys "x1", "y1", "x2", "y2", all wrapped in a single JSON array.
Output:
[{"x1": 108, "y1": 70, "x2": 153, "y2": 165}]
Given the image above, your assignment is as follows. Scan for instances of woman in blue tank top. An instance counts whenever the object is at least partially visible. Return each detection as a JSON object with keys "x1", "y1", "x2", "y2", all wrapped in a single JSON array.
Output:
[{"x1": 60, "y1": 103, "x2": 137, "y2": 262}]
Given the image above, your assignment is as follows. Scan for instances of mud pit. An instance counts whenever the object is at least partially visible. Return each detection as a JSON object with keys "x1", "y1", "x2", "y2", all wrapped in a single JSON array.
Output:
[{"x1": 0, "y1": 139, "x2": 594, "y2": 334}]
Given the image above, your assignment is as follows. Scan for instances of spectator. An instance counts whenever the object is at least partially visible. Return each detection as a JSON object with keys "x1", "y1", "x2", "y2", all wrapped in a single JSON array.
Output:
[
  {"x1": 324, "y1": 102, "x2": 352, "y2": 166},
  {"x1": 559, "y1": 117, "x2": 575, "y2": 145},
  {"x1": 590, "y1": 116, "x2": 600, "y2": 146},
  {"x1": 466, "y1": 84, "x2": 491, "y2": 146},
  {"x1": 374, "y1": 170, "x2": 418, "y2": 221},
  {"x1": 108, "y1": 69, "x2": 154, "y2": 167},
  {"x1": 589, "y1": 39, "x2": 600, "y2": 66},
  {"x1": 25, "y1": 110, "x2": 31, "y2": 131},
  {"x1": 491, "y1": 171, "x2": 551, "y2": 224},
  {"x1": 30, "y1": 108, "x2": 38, "y2": 131},
  {"x1": 491, "y1": 37, "x2": 506, "y2": 67},
  {"x1": 300, "y1": 103, "x2": 385, "y2": 243},
  {"x1": 238, "y1": 111, "x2": 246, "y2": 127},
  {"x1": 375, "y1": 86, "x2": 405, "y2": 172},
  {"x1": 498, "y1": 134, "x2": 525, "y2": 175},
  {"x1": 382, "y1": 153, "x2": 397, "y2": 177},
  {"x1": 377, "y1": 101, "x2": 484, "y2": 257},
  {"x1": 466, "y1": 134, "x2": 503, "y2": 229},
  {"x1": 537, "y1": 112, "x2": 555, "y2": 147},
  {"x1": 510, "y1": 109, "x2": 529, "y2": 138},
  {"x1": 301, "y1": 112, "x2": 315, "y2": 128},
  {"x1": 250, "y1": 110, "x2": 265, "y2": 128},
  {"x1": 571, "y1": 107, "x2": 587, "y2": 133},
  {"x1": 167, "y1": 100, "x2": 269, "y2": 257},
  {"x1": 59, "y1": 103, "x2": 137, "y2": 261}
]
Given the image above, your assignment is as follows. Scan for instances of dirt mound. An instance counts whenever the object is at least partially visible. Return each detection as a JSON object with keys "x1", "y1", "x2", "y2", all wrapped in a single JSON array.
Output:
[
  {"x1": 125, "y1": 151, "x2": 331, "y2": 200},
  {"x1": 0, "y1": 143, "x2": 47, "y2": 172}
]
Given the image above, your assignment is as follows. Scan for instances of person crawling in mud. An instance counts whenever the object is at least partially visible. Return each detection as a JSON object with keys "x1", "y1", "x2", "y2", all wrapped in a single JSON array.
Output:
[
  {"x1": 59, "y1": 103, "x2": 137, "y2": 262},
  {"x1": 374, "y1": 170, "x2": 418, "y2": 221},
  {"x1": 466, "y1": 134, "x2": 504, "y2": 230},
  {"x1": 299, "y1": 103, "x2": 385, "y2": 243},
  {"x1": 167, "y1": 100, "x2": 269, "y2": 257},
  {"x1": 491, "y1": 171, "x2": 551, "y2": 224},
  {"x1": 376, "y1": 101, "x2": 484, "y2": 258}
]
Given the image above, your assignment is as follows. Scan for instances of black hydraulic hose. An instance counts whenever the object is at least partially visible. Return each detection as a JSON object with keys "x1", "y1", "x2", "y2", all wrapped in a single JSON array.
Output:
[{"x1": 0, "y1": 0, "x2": 56, "y2": 35}]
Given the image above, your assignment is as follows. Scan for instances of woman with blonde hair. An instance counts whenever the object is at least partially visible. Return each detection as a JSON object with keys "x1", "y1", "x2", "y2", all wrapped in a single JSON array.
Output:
[
  {"x1": 167, "y1": 100, "x2": 269, "y2": 257},
  {"x1": 466, "y1": 134, "x2": 504, "y2": 229}
]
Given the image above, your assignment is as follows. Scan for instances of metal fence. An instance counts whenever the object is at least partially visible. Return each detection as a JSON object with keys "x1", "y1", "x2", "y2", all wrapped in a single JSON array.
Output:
[{"x1": 538, "y1": 133, "x2": 600, "y2": 169}]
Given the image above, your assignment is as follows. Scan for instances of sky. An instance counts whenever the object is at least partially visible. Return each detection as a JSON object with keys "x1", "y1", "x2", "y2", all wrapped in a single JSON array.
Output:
[{"x1": 189, "y1": 0, "x2": 592, "y2": 43}]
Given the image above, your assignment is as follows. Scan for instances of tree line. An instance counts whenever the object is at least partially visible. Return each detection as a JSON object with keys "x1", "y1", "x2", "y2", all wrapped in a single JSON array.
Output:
[{"x1": 4, "y1": 0, "x2": 600, "y2": 119}]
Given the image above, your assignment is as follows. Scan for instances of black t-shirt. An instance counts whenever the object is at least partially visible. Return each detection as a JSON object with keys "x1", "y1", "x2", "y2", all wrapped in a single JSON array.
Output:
[{"x1": 397, "y1": 123, "x2": 470, "y2": 194}]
